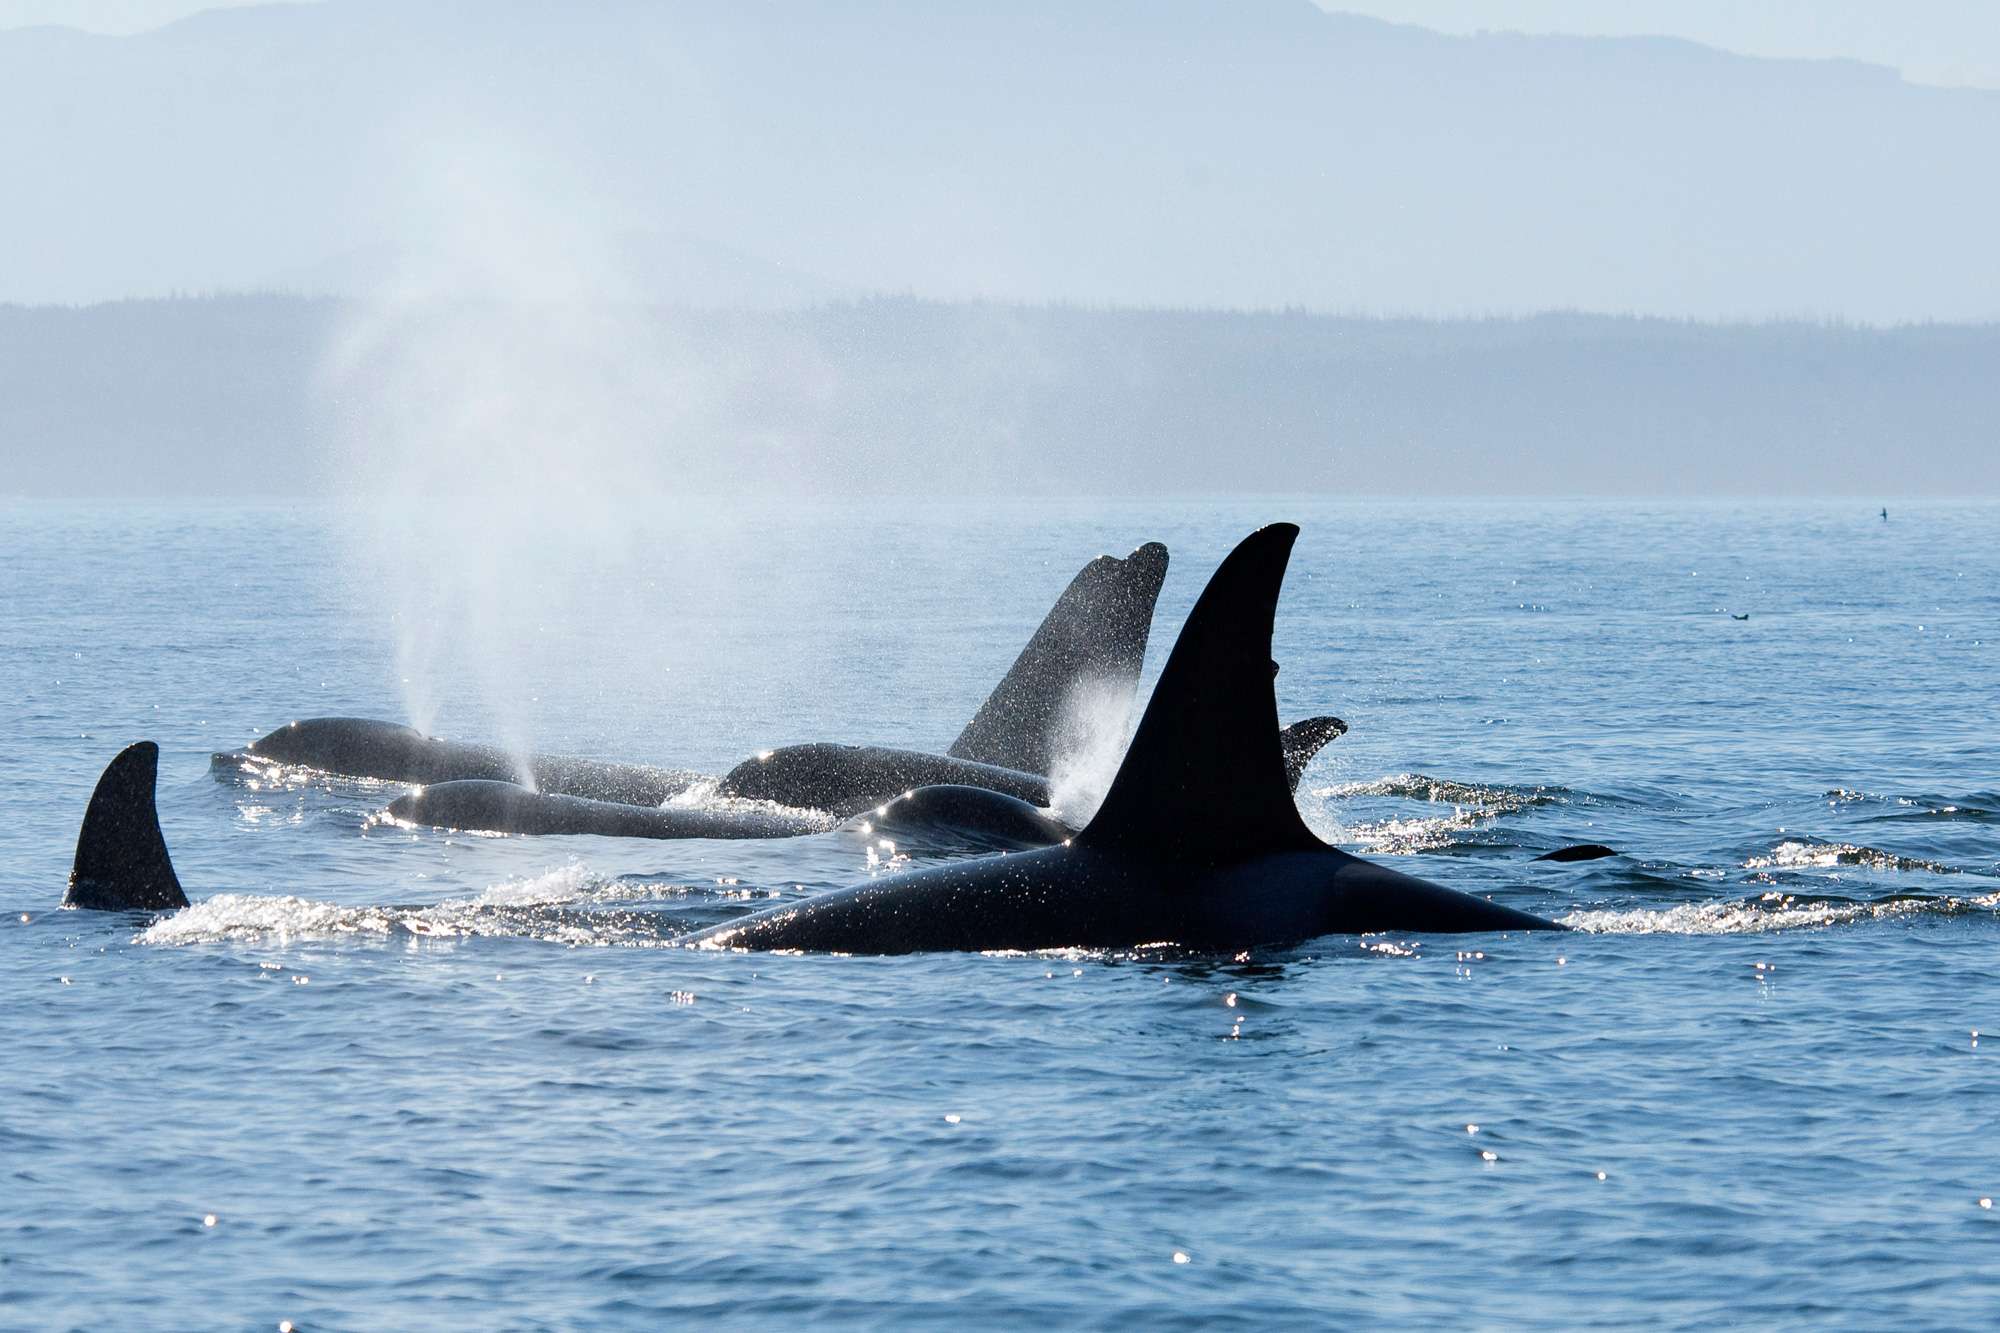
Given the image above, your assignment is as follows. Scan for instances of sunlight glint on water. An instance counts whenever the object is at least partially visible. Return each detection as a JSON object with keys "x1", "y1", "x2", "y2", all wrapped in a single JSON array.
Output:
[{"x1": 2, "y1": 499, "x2": 1997, "y2": 1328}]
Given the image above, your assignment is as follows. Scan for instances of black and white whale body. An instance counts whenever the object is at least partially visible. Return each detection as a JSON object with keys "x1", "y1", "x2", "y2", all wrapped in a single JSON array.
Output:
[
  {"x1": 690, "y1": 524, "x2": 1563, "y2": 953},
  {"x1": 718, "y1": 745, "x2": 1051, "y2": 817},
  {"x1": 714, "y1": 541, "x2": 1170, "y2": 816},
  {"x1": 217, "y1": 717, "x2": 698, "y2": 806},
  {"x1": 384, "y1": 780, "x2": 830, "y2": 839},
  {"x1": 65, "y1": 741, "x2": 188, "y2": 912},
  {"x1": 837, "y1": 716, "x2": 1350, "y2": 856},
  {"x1": 839, "y1": 784, "x2": 1074, "y2": 856},
  {"x1": 384, "y1": 713, "x2": 1348, "y2": 842},
  {"x1": 221, "y1": 540, "x2": 1170, "y2": 817}
]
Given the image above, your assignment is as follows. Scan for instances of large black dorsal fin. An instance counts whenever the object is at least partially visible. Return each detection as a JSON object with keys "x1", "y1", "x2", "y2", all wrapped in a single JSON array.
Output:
[
  {"x1": 947, "y1": 540, "x2": 1169, "y2": 775},
  {"x1": 1078, "y1": 524, "x2": 1322, "y2": 864},
  {"x1": 65, "y1": 742, "x2": 189, "y2": 912}
]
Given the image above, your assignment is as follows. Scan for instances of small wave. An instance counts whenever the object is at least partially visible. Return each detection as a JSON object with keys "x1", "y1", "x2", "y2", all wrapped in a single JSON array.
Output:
[
  {"x1": 1563, "y1": 889, "x2": 2000, "y2": 934},
  {"x1": 138, "y1": 865, "x2": 721, "y2": 947},
  {"x1": 212, "y1": 752, "x2": 406, "y2": 795},
  {"x1": 1335, "y1": 811, "x2": 1486, "y2": 855},
  {"x1": 1745, "y1": 839, "x2": 1964, "y2": 875},
  {"x1": 1820, "y1": 786, "x2": 2000, "y2": 826},
  {"x1": 1316, "y1": 773, "x2": 1570, "y2": 814},
  {"x1": 1309, "y1": 772, "x2": 1573, "y2": 854},
  {"x1": 467, "y1": 863, "x2": 610, "y2": 906},
  {"x1": 664, "y1": 776, "x2": 836, "y2": 828}
]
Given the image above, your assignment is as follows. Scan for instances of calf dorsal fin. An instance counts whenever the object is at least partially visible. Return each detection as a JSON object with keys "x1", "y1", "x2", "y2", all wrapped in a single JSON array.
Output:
[
  {"x1": 1079, "y1": 525, "x2": 1322, "y2": 864},
  {"x1": 66, "y1": 742, "x2": 188, "y2": 912},
  {"x1": 947, "y1": 540, "x2": 1168, "y2": 775},
  {"x1": 1279, "y1": 715, "x2": 1347, "y2": 791}
]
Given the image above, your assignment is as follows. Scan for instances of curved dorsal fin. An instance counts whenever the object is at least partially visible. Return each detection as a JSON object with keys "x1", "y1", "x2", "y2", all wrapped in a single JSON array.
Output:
[
  {"x1": 1279, "y1": 715, "x2": 1347, "y2": 792},
  {"x1": 947, "y1": 540, "x2": 1169, "y2": 775},
  {"x1": 66, "y1": 741, "x2": 188, "y2": 912},
  {"x1": 1079, "y1": 524, "x2": 1322, "y2": 864}
]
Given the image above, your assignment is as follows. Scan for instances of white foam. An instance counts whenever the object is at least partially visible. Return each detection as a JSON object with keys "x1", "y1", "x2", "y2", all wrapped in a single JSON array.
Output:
[
  {"x1": 141, "y1": 893, "x2": 405, "y2": 945},
  {"x1": 663, "y1": 776, "x2": 836, "y2": 828},
  {"x1": 1745, "y1": 839, "x2": 1961, "y2": 875},
  {"x1": 1315, "y1": 773, "x2": 1567, "y2": 814},
  {"x1": 138, "y1": 863, "x2": 691, "y2": 947},
  {"x1": 1562, "y1": 890, "x2": 2000, "y2": 935},
  {"x1": 469, "y1": 861, "x2": 607, "y2": 906}
]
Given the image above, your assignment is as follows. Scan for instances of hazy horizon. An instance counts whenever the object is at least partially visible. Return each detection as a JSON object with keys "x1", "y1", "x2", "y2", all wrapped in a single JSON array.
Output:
[
  {"x1": 8, "y1": 295, "x2": 1995, "y2": 499},
  {"x1": 6, "y1": 0, "x2": 1999, "y2": 322},
  {"x1": 3, "y1": 0, "x2": 1995, "y2": 498}
]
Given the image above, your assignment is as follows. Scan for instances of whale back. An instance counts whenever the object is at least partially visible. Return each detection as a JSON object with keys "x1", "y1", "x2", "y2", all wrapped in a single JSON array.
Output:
[
  {"x1": 947, "y1": 541, "x2": 1168, "y2": 776},
  {"x1": 66, "y1": 741, "x2": 189, "y2": 912},
  {"x1": 1078, "y1": 525, "x2": 1321, "y2": 864}
]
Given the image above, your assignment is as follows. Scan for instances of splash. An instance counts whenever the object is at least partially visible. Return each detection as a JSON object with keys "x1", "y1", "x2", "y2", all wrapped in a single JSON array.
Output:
[
  {"x1": 664, "y1": 776, "x2": 836, "y2": 829},
  {"x1": 1563, "y1": 889, "x2": 2000, "y2": 935},
  {"x1": 1303, "y1": 772, "x2": 1573, "y2": 853},
  {"x1": 1045, "y1": 675, "x2": 1138, "y2": 826},
  {"x1": 1745, "y1": 839, "x2": 1967, "y2": 875},
  {"x1": 1330, "y1": 809, "x2": 1487, "y2": 855},
  {"x1": 1316, "y1": 773, "x2": 1571, "y2": 814},
  {"x1": 136, "y1": 864, "x2": 727, "y2": 948}
]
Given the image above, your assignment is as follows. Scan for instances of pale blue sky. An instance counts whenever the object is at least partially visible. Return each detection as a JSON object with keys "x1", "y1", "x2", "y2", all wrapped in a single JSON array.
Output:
[
  {"x1": 5, "y1": 0, "x2": 1998, "y2": 89},
  {"x1": 3, "y1": 0, "x2": 1998, "y2": 89}
]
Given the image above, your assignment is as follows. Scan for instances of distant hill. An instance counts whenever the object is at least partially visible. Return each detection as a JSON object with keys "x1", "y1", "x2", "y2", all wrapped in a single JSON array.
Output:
[
  {"x1": 2, "y1": 0, "x2": 1998, "y2": 319},
  {"x1": 3, "y1": 295, "x2": 1993, "y2": 496}
]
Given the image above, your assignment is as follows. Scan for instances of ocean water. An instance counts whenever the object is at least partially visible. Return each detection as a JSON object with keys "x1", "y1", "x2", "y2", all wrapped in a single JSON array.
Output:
[{"x1": 2, "y1": 498, "x2": 1996, "y2": 1329}]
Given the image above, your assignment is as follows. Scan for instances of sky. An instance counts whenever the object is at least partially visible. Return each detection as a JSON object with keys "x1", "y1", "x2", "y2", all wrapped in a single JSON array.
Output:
[
  {"x1": 6, "y1": 0, "x2": 2000, "y2": 89},
  {"x1": 6, "y1": 0, "x2": 1997, "y2": 320}
]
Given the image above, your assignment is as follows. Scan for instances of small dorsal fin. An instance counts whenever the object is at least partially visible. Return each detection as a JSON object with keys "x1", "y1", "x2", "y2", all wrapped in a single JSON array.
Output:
[
  {"x1": 1279, "y1": 715, "x2": 1347, "y2": 791},
  {"x1": 1079, "y1": 525, "x2": 1321, "y2": 863},
  {"x1": 66, "y1": 742, "x2": 188, "y2": 912},
  {"x1": 947, "y1": 540, "x2": 1169, "y2": 775},
  {"x1": 1535, "y1": 843, "x2": 1618, "y2": 863}
]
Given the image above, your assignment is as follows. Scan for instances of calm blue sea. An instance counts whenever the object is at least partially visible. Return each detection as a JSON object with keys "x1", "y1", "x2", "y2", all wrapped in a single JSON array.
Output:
[{"x1": 2, "y1": 499, "x2": 1996, "y2": 1329}]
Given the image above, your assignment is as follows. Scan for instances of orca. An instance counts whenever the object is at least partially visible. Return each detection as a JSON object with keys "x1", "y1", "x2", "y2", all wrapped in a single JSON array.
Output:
[
  {"x1": 944, "y1": 541, "x2": 1168, "y2": 776},
  {"x1": 714, "y1": 540, "x2": 1169, "y2": 815},
  {"x1": 841, "y1": 784, "x2": 1075, "y2": 856},
  {"x1": 838, "y1": 717, "x2": 1348, "y2": 856},
  {"x1": 217, "y1": 716, "x2": 699, "y2": 806},
  {"x1": 384, "y1": 779, "x2": 829, "y2": 839},
  {"x1": 718, "y1": 744, "x2": 1051, "y2": 816},
  {"x1": 219, "y1": 540, "x2": 1170, "y2": 816},
  {"x1": 688, "y1": 524, "x2": 1564, "y2": 953},
  {"x1": 1534, "y1": 843, "x2": 1619, "y2": 863},
  {"x1": 382, "y1": 714, "x2": 1346, "y2": 842},
  {"x1": 64, "y1": 741, "x2": 189, "y2": 912}
]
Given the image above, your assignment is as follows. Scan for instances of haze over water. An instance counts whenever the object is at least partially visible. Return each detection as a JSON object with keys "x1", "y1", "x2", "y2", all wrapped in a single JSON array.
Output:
[{"x1": 4, "y1": 499, "x2": 1995, "y2": 1327}]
